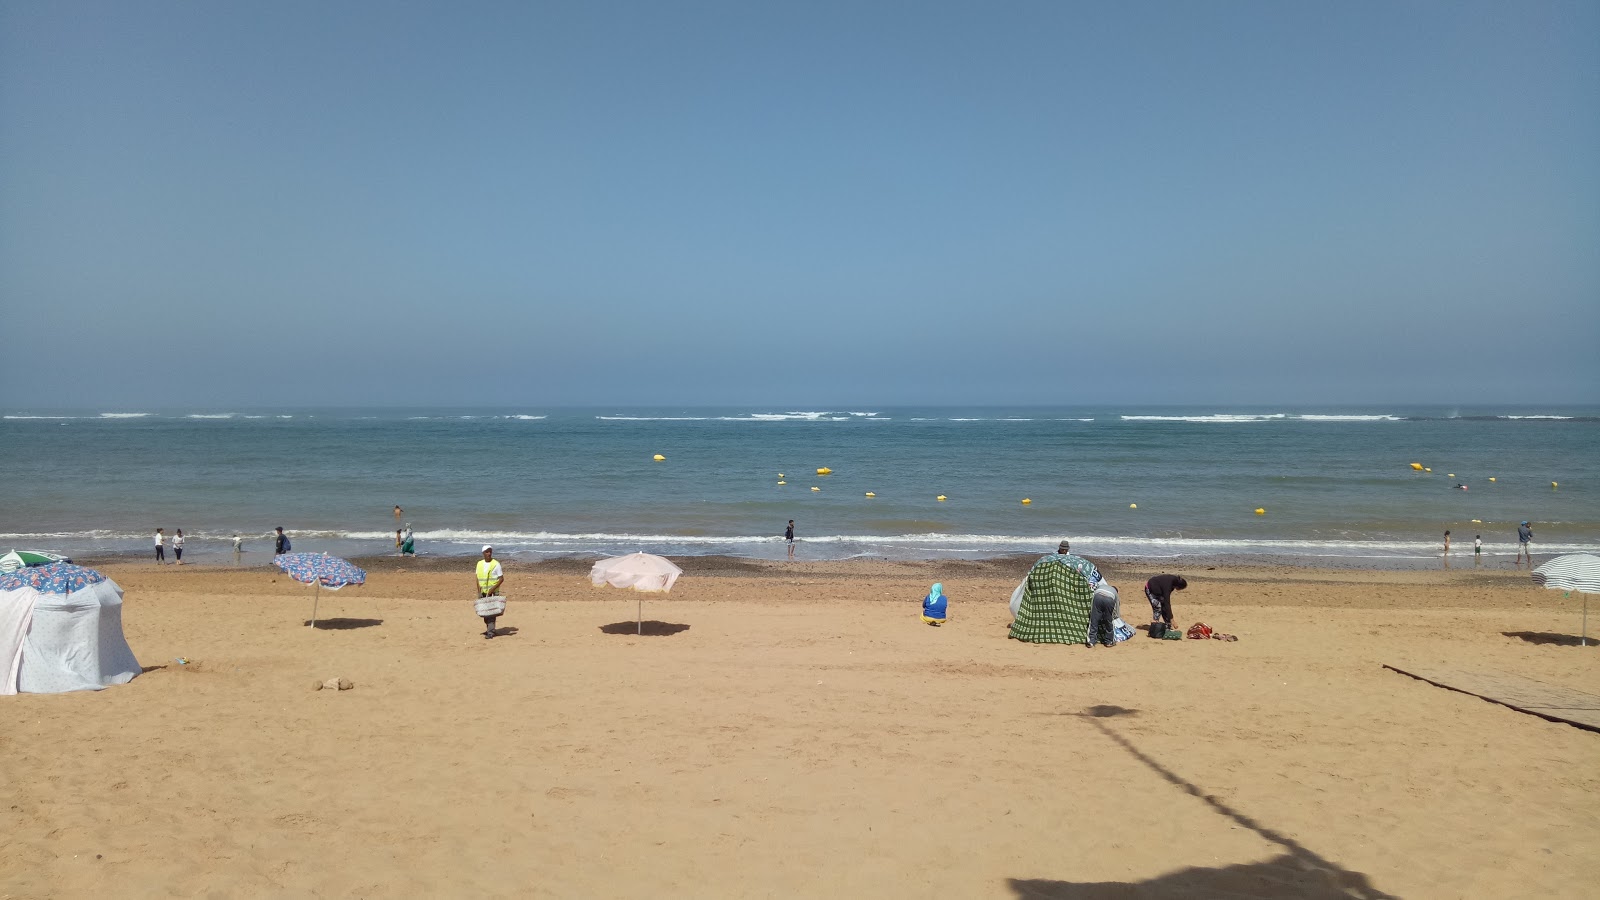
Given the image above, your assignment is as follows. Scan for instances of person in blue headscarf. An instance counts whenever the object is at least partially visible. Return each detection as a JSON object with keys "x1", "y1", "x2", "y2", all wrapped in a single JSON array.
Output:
[{"x1": 922, "y1": 583, "x2": 948, "y2": 625}]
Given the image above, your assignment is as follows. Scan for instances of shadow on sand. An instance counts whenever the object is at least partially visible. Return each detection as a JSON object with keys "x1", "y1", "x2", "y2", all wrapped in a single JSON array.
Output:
[
  {"x1": 1007, "y1": 706, "x2": 1398, "y2": 900},
  {"x1": 1502, "y1": 631, "x2": 1593, "y2": 647},
  {"x1": 599, "y1": 620, "x2": 690, "y2": 636},
  {"x1": 304, "y1": 618, "x2": 384, "y2": 630}
]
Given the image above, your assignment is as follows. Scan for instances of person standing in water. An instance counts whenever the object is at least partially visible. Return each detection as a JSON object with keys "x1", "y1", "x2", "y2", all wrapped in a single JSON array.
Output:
[
  {"x1": 154, "y1": 528, "x2": 166, "y2": 565},
  {"x1": 1516, "y1": 521, "x2": 1533, "y2": 565},
  {"x1": 785, "y1": 519, "x2": 795, "y2": 560},
  {"x1": 1474, "y1": 534, "x2": 1483, "y2": 567},
  {"x1": 173, "y1": 528, "x2": 186, "y2": 565},
  {"x1": 1442, "y1": 530, "x2": 1451, "y2": 568}
]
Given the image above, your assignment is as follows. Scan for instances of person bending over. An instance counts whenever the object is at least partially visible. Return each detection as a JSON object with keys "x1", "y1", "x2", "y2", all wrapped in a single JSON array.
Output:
[{"x1": 1144, "y1": 574, "x2": 1187, "y2": 637}]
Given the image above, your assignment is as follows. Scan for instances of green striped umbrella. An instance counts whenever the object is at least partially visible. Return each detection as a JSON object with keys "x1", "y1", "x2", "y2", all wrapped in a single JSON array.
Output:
[{"x1": 0, "y1": 550, "x2": 71, "y2": 575}]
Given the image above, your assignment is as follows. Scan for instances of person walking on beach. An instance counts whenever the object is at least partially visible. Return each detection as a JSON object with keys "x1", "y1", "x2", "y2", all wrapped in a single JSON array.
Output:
[
  {"x1": 401, "y1": 524, "x2": 415, "y2": 557},
  {"x1": 173, "y1": 528, "x2": 186, "y2": 565},
  {"x1": 154, "y1": 528, "x2": 166, "y2": 565},
  {"x1": 1442, "y1": 530, "x2": 1451, "y2": 568},
  {"x1": 1516, "y1": 521, "x2": 1533, "y2": 565},
  {"x1": 475, "y1": 545, "x2": 505, "y2": 639},
  {"x1": 1144, "y1": 574, "x2": 1187, "y2": 637},
  {"x1": 785, "y1": 520, "x2": 795, "y2": 560},
  {"x1": 274, "y1": 527, "x2": 291, "y2": 555}
]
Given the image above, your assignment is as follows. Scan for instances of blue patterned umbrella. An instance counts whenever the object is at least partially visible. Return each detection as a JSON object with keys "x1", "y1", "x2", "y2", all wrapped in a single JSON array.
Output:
[
  {"x1": 272, "y1": 552, "x2": 365, "y2": 628},
  {"x1": 0, "y1": 562, "x2": 107, "y2": 594}
]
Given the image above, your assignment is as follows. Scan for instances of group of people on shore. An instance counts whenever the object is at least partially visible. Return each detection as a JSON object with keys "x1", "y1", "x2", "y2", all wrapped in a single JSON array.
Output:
[
  {"x1": 921, "y1": 539, "x2": 1188, "y2": 647},
  {"x1": 151, "y1": 528, "x2": 186, "y2": 565},
  {"x1": 1441, "y1": 521, "x2": 1536, "y2": 567}
]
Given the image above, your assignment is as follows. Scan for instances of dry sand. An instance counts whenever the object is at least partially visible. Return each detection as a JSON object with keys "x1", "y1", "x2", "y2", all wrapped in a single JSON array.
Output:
[{"x1": 3, "y1": 557, "x2": 1597, "y2": 898}]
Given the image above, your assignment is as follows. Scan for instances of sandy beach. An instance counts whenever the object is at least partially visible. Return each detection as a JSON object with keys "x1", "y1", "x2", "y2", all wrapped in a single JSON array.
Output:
[{"x1": 3, "y1": 557, "x2": 1597, "y2": 898}]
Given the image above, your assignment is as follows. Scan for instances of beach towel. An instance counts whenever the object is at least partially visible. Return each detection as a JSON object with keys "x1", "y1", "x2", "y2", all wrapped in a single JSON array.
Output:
[{"x1": 1008, "y1": 554, "x2": 1100, "y2": 644}]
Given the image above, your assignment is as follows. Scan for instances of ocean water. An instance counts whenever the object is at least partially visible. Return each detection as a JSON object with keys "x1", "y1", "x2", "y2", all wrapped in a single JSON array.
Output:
[{"x1": 1, "y1": 406, "x2": 1596, "y2": 567}]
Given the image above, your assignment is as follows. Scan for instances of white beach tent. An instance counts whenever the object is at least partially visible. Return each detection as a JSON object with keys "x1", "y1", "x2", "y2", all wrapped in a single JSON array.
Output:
[{"x1": 0, "y1": 563, "x2": 141, "y2": 695}]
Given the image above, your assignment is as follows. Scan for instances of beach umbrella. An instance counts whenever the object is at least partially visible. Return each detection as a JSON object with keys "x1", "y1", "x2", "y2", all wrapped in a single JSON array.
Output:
[
  {"x1": 0, "y1": 550, "x2": 71, "y2": 575},
  {"x1": 589, "y1": 552, "x2": 683, "y2": 634},
  {"x1": 273, "y1": 552, "x2": 366, "y2": 629},
  {"x1": 1532, "y1": 553, "x2": 1600, "y2": 646}
]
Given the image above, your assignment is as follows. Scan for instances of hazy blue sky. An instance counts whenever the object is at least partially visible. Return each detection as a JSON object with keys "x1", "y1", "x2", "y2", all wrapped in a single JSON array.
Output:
[{"x1": 2, "y1": 1, "x2": 1595, "y2": 407}]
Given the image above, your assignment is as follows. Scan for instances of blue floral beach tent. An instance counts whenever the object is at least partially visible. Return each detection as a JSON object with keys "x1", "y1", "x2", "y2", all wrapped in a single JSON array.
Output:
[
  {"x1": 273, "y1": 552, "x2": 366, "y2": 629},
  {"x1": 1008, "y1": 553, "x2": 1101, "y2": 644},
  {"x1": 0, "y1": 563, "x2": 141, "y2": 694}
]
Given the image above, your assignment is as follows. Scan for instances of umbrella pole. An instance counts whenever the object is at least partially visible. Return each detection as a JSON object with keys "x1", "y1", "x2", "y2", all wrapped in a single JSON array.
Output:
[
  {"x1": 311, "y1": 583, "x2": 320, "y2": 629},
  {"x1": 638, "y1": 595, "x2": 643, "y2": 635},
  {"x1": 1584, "y1": 595, "x2": 1588, "y2": 647}
]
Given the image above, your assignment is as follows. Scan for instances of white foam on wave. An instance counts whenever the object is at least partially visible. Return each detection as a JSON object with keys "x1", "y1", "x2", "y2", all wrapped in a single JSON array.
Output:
[
  {"x1": 187, "y1": 413, "x2": 237, "y2": 419},
  {"x1": 4, "y1": 415, "x2": 78, "y2": 420},
  {"x1": 598, "y1": 416, "x2": 712, "y2": 421},
  {"x1": 99, "y1": 412, "x2": 153, "y2": 418},
  {"x1": 1295, "y1": 415, "x2": 1402, "y2": 422},
  {"x1": 503, "y1": 415, "x2": 547, "y2": 420},
  {"x1": 1123, "y1": 414, "x2": 1287, "y2": 423},
  {"x1": 1500, "y1": 415, "x2": 1573, "y2": 420}
]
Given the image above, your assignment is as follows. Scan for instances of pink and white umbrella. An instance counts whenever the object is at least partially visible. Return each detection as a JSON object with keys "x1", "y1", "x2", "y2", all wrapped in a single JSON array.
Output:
[{"x1": 590, "y1": 553, "x2": 683, "y2": 634}]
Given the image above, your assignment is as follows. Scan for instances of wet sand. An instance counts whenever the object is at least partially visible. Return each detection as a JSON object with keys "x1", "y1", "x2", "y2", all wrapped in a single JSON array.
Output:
[{"x1": 3, "y1": 559, "x2": 1596, "y2": 898}]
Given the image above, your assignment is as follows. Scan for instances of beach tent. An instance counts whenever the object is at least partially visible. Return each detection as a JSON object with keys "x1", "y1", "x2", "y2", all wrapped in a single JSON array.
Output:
[
  {"x1": 1008, "y1": 552, "x2": 1102, "y2": 644},
  {"x1": 0, "y1": 563, "x2": 141, "y2": 695}
]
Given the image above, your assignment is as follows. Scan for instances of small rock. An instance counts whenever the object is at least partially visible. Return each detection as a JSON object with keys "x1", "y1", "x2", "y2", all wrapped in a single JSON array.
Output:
[
  {"x1": 321, "y1": 677, "x2": 341, "y2": 691},
  {"x1": 337, "y1": 677, "x2": 354, "y2": 691},
  {"x1": 312, "y1": 679, "x2": 324, "y2": 691}
]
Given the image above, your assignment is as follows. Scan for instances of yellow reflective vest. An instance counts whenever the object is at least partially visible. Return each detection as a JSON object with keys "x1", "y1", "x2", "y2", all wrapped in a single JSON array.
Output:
[{"x1": 476, "y1": 559, "x2": 503, "y2": 595}]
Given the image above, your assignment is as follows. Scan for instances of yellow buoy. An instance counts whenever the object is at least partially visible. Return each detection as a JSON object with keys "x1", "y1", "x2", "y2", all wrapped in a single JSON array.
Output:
[
  {"x1": 1130, "y1": 503, "x2": 1138, "y2": 509},
  {"x1": 865, "y1": 492, "x2": 875, "y2": 498},
  {"x1": 778, "y1": 473, "x2": 784, "y2": 478},
  {"x1": 1552, "y1": 481, "x2": 1559, "y2": 488},
  {"x1": 1471, "y1": 519, "x2": 1482, "y2": 523},
  {"x1": 777, "y1": 480, "x2": 786, "y2": 485},
  {"x1": 1410, "y1": 463, "x2": 1423, "y2": 471},
  {"x1": 936, "y1": 495, "x2": 947, "y2": 501},
  {"x1": 1488, "y1": 477, "x2": 1496, "y2": 482},
  {"x1": 1255, "y1": 508, "x2": 1265, "y2": 515},
  {"x1": 811, "y1": 486, "x2": 820, "y2": 492},
  {"x1": 816, "y1": 467, "x2": 832, "y2": 475},
  {"x1": 1021, "y1": 498, "x2": 1031, "y2": 505},
  {"x1": 653, "y1": 454, "x2": 665, "y2": 461},
  {"x1": 1424, "y1": 468, "x2": 1431, "y2": 473},
  {"x1": 1447, "y1": 474, "x2": 1455, "y2": 478}
]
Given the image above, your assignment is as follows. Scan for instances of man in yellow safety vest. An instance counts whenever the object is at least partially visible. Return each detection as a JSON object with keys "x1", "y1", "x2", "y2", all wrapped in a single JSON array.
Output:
[{"x1": 475, "y1": 545, "x2": 505, "y2": 638}]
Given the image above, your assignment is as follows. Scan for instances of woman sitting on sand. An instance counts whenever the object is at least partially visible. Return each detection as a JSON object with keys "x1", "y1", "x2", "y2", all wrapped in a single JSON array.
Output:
[{"x1": 921, "y1": 583, "x2": 948, "y2": 625}]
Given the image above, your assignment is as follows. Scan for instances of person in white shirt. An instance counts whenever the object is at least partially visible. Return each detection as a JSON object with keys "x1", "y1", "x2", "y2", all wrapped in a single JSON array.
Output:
[
  {"x1": 173, "y1": 529, "x2": 186, "y2": 565},
  {"x1": 154, "y1": 528, "x2": 166, "y2": 564}
]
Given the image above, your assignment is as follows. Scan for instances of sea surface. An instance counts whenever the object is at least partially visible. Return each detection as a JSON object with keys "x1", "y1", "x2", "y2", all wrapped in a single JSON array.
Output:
[{"x1": 2, "y1": 406, "x2": 1596, "y2": 567}]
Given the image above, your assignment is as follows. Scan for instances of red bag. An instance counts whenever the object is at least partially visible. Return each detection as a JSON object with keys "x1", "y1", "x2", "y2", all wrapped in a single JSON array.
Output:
[{"x1": 1186, "y1": 622, "x2": 1213, "y2": 640}]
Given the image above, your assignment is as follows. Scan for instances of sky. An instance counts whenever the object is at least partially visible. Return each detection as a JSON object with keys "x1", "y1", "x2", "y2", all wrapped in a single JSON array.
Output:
[{"x1": 1, "y1": 1, "x2": 1596, "y2": 408}]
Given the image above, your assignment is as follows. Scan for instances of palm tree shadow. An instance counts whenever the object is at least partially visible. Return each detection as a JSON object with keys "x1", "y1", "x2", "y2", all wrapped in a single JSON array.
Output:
[
  {"x1": 1006, "y1": 707, "x2": 1398, "y2": 900},
  {"x1": 1502, "y1": 631, "x2": 1594, "y2": 647},
  {"x1": 599, "y1": 621, "x2": 690, "y2": 636}
]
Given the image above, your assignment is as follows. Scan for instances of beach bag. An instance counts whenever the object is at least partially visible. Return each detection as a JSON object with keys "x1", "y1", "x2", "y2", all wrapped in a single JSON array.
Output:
[
  {"x1": 1161, "y1": 628, "x2": 1183, "y2": 640},
  {"x1": 1186, "y1": 622, "x2": 1214, "y2": 640},
  {"x1": 474, "y1": 595, "x2": 506, "y2": 617},
  {"x1": 1148, "y1": 622, "x2": 1167, "y2": 639}
]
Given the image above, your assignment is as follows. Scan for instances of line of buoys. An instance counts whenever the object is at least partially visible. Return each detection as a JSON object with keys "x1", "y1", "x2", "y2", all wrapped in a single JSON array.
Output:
[
  {"x1": 936, "y1": 495, "x2": 947, "y2": 502},
  {"x1": 1410, "y1": 463, "x2": 1424, "y2": 471},
  {"x1": 816, "y1": 467, "x2": 832, "y2": 475},
  {"x1": 653, "y1": 454, "x2": 666, "y2": 461},
  {"x1": 1255, "y1": 508, "x2": 1266, "y2": 515},
  {"x1": 1021, "y1": 498, "x2": 1031, "y2": 505},
  {"x1": 865, "y1": 492, "x2": 876, "y2": 498}
]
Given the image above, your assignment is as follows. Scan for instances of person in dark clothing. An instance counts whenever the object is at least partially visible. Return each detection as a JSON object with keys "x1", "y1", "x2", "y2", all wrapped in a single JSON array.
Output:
[
  {"x1": 274, "y1": 527, "x2": 291, "y2": 555},
  {"x1": 1144, "y1": 574, "x2": 1187, "y2": 634}
]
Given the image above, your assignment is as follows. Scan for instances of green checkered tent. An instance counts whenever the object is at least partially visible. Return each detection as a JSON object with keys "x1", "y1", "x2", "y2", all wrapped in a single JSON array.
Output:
[{"x1": 1008, "y1": 553, "x2": 1101, "y2": 644}]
